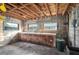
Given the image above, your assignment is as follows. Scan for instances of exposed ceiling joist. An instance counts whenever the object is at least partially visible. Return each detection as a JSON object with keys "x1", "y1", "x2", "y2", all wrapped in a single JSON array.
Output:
[
  {"x1": 19, "y1": 8, "x2": 36, "y2": 19},
  {"x1": 8, "y1": 3, "x2": 17, "y2": 8},
  {"x1": 6, "y1": 14, "x2": 25, "y2": 20},
  {"x1": 18, "y1": 8, "x2": 33, "y2": 19},
  {"x1": 62, "y1": 4, "x2": 69, "y2": 15},
  {"x1": 42, "y1": 4, "x2": 48, "y2": 16},
  {"x1": 32, "y1": 4, "x2": 44, "y2": 17},
  {"x1": 44, "y1": 3, "x2": 52, "y2": 16},
  {"x1": 56, "y1": 3, "x2": 59, "y2": 16},
  {"x1": 8, "y1": 11, "x2": 27, "y2": 20},
  {"x1": 21, "y1": 4, "x2": 40, "y2": 17},
  {"x1": 6, "y1": 12, "x2": 27, "y2": 20},
  {"x1": 4, "y1": 3, "x2": 71, "y2": 21},
  {"x1": 13, "y1": 9, "x2": 30, "y2": 19},
  {"x1": 6, "y1": 3, "x2": 33, "y2": 19}
]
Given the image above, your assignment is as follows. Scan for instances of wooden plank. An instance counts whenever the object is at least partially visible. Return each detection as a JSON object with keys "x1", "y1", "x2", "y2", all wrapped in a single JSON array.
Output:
[
  {"x1": 62, "y1": 4, "x2": 69, "y2": 15},
  {"x1": 6, "y1": 3, "x2": 35, "y2": 19},
  {"x1": 6, "y1": 13, "x2": 26, "y2": 20},
  {"x1": 19, "y1": 8, "x2": 35, "y2": 19},
  {"x1": 12, "y1": 9, "x2": 30, "y2": 19},
  {"x1": 21, "y1": 4, "x2": 39, "y2": 17},
  {"x1": 44, "y1": 3, "x2": 52, "y2": 16},
  {"x1": 47, "y1": 4, "x2": 57, "y2": 16},
  {"x1": 5, "y1": 3, "x2": 71, "y2": 20},
  {"x1": 56, "y1": 3, "x2": 59, "y2": 16},
  {"x1": 32, "y1": 4, "x2": 44, "y2": 17},
  {"x1": 8, "y1": 3, "x2": 17, "y2": 8},
  {"x1": 6, "y1": 11, "x2": 27, "y2": 20}
]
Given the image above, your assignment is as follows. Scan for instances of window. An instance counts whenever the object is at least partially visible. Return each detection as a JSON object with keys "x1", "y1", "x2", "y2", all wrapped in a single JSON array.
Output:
[
  {"x1": 28, "y1": 23, "x2": 38, "y2": 32},
  {"x1": 44, "y1": 22, "x2": 57, "y2": 30},
  {"x1": 3, "y1": 21, "x2": 19, "y2": 31}
]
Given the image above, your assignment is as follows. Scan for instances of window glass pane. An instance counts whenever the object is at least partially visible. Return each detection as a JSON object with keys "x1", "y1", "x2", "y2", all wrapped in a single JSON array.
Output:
[
  {"x1": 3, "y1": 21, "x2": 19, "y2": 31},
  {"x1": 28, "y1": 23, "x2": 38, "y2": 32},
  {"x1": 44, "y1": 22, "x2": 57, "y2": 30}
]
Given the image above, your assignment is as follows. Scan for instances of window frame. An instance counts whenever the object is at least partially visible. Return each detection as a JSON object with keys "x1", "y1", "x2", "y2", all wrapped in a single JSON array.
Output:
[
  {"x1": 3, "y1": 21, "x2": 19, "y2": 31},
  {"x1": 44, "y1": 22, "x2": 57, "y2": 30},
  {"x1": 28, "y1": 23, "x2": 38, "y2": 32}
]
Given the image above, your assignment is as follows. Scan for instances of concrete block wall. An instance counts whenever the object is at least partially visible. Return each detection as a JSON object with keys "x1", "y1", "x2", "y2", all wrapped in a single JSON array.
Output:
[
  {"x1": 21, "y1": 16, "x2": 65, "y2": 33},
  {"x1": 0, "y1": 17, "x2": 22, "y2": 46}
]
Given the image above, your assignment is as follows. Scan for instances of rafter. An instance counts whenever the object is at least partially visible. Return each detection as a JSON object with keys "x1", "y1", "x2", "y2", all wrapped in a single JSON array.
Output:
[
  {"x1": 44, "y1": 3, "x2": 52, "y2": 16},
  {"x1": 6, "y1": 14, "x2": 25, "y2": 20},
  {"x1": 62, "y1": 4, "x2": 69, "y2": 15},
  {"x1": 56, "y1": 3, "x2": 59, "y2": 16},
  {"x1": 19, "y1": 8, "x2": 35, "y2": 19},
  {"x1": 6, "y1": 4, "x2": 14, "y2": 10},
  {"x1": 32, "y1": 3, "x2": 44, "y2": 17},
  {"x1": 40, "y1": 3, "x2": 48, "y2": 16},
  {"x1": 21, "y1": 4, "x2": 39, "y2": 17},
  {"x1": 6, "y1": 12, "x2": 27, "y2": 20},
  {"x1": 8, "y1": 11, "x2": 27, "y2": 20},
  {"x1": 12, "y1": 9, "x2": 30, "y2": 19},
  {"x1": 8, "y1": 3, "x2": 17, "y2": 8},
  {"x1": 7, "y1": 3, "x2": 33, "y2": 19},
  {"x1": 5, "y1": 3, "x2": 71, "y2": 21}
]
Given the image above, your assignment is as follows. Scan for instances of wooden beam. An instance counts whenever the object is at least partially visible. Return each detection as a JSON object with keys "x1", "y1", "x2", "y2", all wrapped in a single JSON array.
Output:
[
  {"x1": 6, "y1": 3, "x2": 33, "y2": 19},
  {"x1": 19, "y1": 8, "x2": 35, "y2": 19},
  {"x1": 44, "y1": 3, "x2": 52, "y2": 16},
  {"x1": 32, "y1": 3, "x2": 44, "y2": 17},
  {"x1": 37, "y1": 3, "x2": 47, "y2": 17},
  {"x1": 6, "y1": 4, "x2": 14, "y2": 10},
  {"x1": 62, "y1": 4, "x2": 69, "y2": 15},
  {"x1": 56, "y1": 3, "x2": 59, "y2": 16},
  {"x1": 7, "y1": 11, "x2": 27, "y2": 20},
  {"x1": 6, "y1": 13, "x2": 26, "y2": 20},
  {"x1": 12, "y1": 9, "x2": 30, "y2": 19},
  {"x1": 21, "y1": 4, "x2": 39, "y2": 17},
  {"x1": 8, "y1": 3, "x2": 17, "y2": 8},
  {"x1": 6, "y1": 8, "x2": 31, "y2": 19}
]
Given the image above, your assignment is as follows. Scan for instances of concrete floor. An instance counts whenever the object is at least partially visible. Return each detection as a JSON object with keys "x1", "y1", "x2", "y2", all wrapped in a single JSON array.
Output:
[{"x1": 0, "y1": 42, "x2": 66, "y2": 55}]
